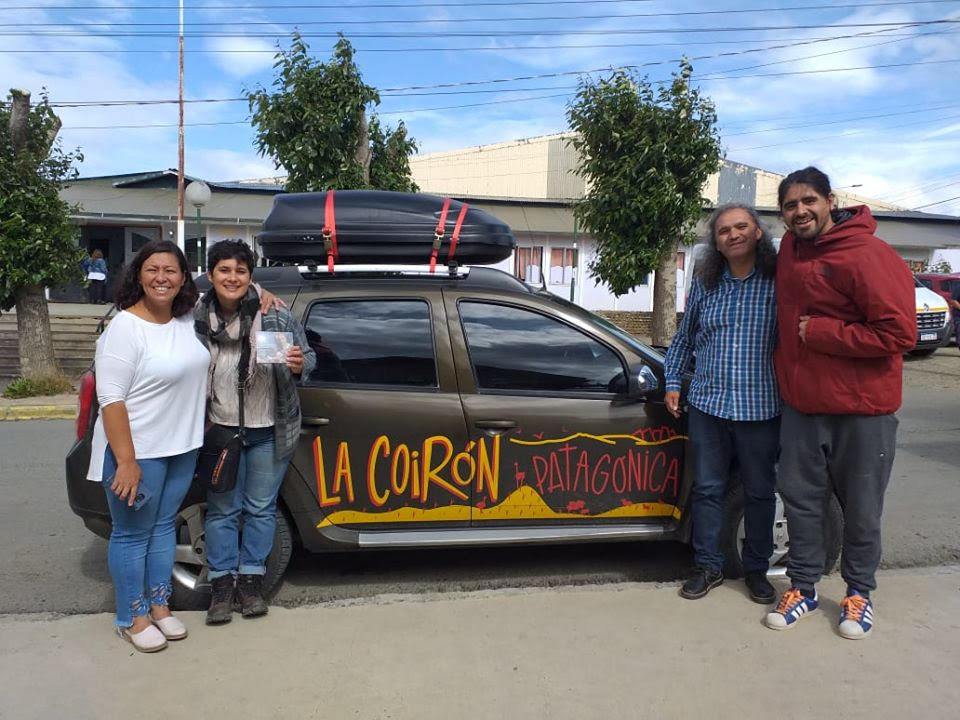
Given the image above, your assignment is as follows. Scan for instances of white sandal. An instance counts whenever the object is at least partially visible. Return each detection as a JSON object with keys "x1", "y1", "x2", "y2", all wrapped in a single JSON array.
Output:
[
  {"x1": 118, "y1": 624, "x2": 168, "y2": 653},
  {"x1": 151, "y1": 615, "x2": 188, "y2": 640}
]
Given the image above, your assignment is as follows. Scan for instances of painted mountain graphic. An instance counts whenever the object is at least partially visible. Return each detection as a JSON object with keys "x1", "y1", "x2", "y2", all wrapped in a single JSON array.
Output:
[{"x1": 316, "y1": 485, "x2": 680, "y2": 528}]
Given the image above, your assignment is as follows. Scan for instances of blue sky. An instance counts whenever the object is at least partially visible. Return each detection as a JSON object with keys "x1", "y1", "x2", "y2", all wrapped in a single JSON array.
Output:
[{"x1": 3, "y1": 0, "x2": 960, "y2": 213}]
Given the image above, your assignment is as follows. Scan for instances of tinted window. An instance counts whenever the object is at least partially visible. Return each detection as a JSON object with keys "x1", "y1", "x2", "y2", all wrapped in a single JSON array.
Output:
[
  {"x1": 305, "y1": 300, "x2": 436, "y2": 387},
  {"x1": 459, "y1": 301, "x2": 626, "y2": 393}
]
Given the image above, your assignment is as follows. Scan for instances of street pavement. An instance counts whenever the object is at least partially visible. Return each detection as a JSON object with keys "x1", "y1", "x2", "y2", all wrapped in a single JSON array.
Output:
[
  {"x1": 2, "y1": 566, "x2": 958, "y2": 720},
  {"x1": 2, "y1": 315, "x2": 957, "y2": 718}
]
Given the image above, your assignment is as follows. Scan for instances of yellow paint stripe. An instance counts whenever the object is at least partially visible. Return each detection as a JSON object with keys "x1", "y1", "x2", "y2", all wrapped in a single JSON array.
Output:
[
  {"x1": 509, "y1": 432, "x2": 687, "y2": 447},
  {"x1": 316, "y1": 484, "x2": 682, "y2": 529}
]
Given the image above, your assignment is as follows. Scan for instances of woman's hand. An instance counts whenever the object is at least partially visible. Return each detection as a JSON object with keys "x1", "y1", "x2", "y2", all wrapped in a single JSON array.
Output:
[
  {"x1": 285, "y1": 345, "x2": 305, "y2": 375},
  {"x1": 111, "y1": 460, "x2": 142, "y2": 507},
  {"x1": 258, "y1": 288, "x2": 287, "y2": 314},
  {"x1": 665, "y1": 390, "x2": 682, "y2": 419}
]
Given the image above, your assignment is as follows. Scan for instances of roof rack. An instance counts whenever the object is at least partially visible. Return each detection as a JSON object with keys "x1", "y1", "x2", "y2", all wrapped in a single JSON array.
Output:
[{"x1": 296, "y1": 264, "x2": 471, "y2": 278}]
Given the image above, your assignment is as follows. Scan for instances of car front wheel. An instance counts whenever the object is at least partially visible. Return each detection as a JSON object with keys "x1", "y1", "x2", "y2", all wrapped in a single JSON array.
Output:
[
  {"x1": 721, "y1": 484, "x2": 843, "y2": 580},
  {"x1": 170, "y1": 502, "x2": 294, "y2": 610}
]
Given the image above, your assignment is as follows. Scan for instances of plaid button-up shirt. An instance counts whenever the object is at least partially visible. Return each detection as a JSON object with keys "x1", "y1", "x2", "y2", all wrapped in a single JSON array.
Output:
[{"x1": 664, "y1": 267, "x2": 781, "y2": 421}]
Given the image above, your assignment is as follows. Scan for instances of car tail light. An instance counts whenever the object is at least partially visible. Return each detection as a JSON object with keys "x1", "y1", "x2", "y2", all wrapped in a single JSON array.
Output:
[{"x1": 76, "y1": 370, "x2": 97, "y2": 440}]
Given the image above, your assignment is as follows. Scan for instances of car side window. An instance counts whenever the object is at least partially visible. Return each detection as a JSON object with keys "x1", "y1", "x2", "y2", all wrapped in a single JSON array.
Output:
[
  {"x1": 304, "y1": 299, "x2": 437, "y2": 387},
  {"x1": 459, "y1": 301, "x2": 626, "y2": 393}
]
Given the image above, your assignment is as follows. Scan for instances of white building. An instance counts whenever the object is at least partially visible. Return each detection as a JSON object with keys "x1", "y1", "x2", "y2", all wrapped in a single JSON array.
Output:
[{"x1": 410, "y1": 133, "x2": 931, "y2": 312}]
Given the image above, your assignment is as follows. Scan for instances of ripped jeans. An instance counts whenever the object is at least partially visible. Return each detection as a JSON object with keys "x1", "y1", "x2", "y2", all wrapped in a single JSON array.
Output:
[{"x1": 101, "y1": 446, "x2": 198, "y2": 628}]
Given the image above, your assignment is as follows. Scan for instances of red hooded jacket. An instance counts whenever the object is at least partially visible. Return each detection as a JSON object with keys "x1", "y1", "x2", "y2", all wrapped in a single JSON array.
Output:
[{"x1": 774, "y1": 205, "x2": 916, "y2": 415}]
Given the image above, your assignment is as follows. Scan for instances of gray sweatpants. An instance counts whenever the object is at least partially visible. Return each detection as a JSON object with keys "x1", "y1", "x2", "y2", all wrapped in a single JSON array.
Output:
[{"x1": 778, "y1": 405, "x2": 898, "y2": 594}]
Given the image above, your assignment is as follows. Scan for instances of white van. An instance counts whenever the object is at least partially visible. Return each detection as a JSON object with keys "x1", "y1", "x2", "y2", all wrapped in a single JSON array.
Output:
[{"x1": 912, "y1": 278, "x2": 951, "y2": 356}]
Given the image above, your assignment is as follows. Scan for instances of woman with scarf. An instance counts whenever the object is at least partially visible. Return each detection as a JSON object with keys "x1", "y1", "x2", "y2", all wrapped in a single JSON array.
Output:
[{"x1": 194, "y1": 240, "x2": 315, "y2": 625}]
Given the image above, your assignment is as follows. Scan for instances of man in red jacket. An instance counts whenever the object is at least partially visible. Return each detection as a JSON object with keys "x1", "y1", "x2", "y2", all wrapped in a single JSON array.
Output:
[{"x1": 764, "y1": 167, "x2": 915, "y2": 640}]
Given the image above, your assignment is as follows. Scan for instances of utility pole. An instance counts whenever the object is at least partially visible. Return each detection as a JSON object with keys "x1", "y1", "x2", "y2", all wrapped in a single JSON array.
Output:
[{"x1": 176, "y1": 0, "x2": 185, "y2": 250}]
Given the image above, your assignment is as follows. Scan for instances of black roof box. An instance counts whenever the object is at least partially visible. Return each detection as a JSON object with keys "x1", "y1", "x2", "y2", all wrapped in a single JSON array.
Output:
[{"x1": 257, "y1": 190, "x2": 516, "y2": 266}]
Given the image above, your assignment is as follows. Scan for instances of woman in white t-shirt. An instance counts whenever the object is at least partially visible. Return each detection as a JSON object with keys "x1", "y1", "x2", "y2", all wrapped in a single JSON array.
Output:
[{"x1": 87, "y1": 240, "x2": 210, "y2": 653}]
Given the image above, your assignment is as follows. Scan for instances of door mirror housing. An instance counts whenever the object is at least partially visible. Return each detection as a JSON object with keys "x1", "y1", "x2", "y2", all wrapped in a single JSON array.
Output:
[{"x1": 628, "y1": 364, "x2": 659, "y2": 399}]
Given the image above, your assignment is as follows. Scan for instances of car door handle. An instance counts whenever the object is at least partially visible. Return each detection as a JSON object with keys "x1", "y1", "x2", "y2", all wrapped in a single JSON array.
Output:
[
  {"x1": 302, "y1": 417, "x2": 330, "y2": 426},
  {"x1": 474, "y1": 419, "x2": 517, "y2": 435}
]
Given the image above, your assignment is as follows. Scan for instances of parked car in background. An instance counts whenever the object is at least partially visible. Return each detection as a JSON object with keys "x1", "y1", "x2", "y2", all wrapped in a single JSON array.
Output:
[
  {"x1": 916, "y1": 272, "x2": 960, "y2": 346},
  {"x1": 916, "y1": 272, "x2": 960, "y2": 307},
  {"x1": 912, "y1": 276, "x2": 952, "y2": 356}
]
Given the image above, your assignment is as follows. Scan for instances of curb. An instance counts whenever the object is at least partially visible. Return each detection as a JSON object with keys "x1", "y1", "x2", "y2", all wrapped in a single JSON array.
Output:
[{"x1": 0, "y1": 405, "x2": 76, "y2": 421}]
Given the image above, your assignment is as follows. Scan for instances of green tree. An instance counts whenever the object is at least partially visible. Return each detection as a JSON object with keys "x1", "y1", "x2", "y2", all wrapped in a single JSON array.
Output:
[
  {"x1": 247, "y1": 33, "x2": 418, "y2": 193},
  {"x1": 566, "y1": 61, "x2": 722, "y2": 346},
  {"x1": 1, "y1": 89, "x2": 83, "y2": 378}
]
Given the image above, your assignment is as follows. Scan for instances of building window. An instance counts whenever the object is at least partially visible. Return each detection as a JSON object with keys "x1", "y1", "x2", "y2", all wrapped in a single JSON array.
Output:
[
  {"x1": 514, "y1": 246, "x2": 543, "y2": 284},
  {"x1": 549, "y1": 248, "x2": 577, "y2": 285}
]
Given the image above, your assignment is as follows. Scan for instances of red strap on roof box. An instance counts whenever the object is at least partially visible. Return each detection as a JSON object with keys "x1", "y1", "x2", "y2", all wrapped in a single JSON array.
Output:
[
  {"x1": 322, "y1": 190, "x2": 338, "y2": 272},
  {"x1": 430, "y1": 197, "x2": 453, "y2": 273}
]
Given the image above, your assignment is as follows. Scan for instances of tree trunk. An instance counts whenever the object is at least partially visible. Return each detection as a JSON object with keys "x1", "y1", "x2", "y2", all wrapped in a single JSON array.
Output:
[
  {"x1": 650, "y1": 240, "x2": 678, "y2": 348},
  {"x1": 15, "y1": 285, "x2": 59, "y2": 378},
  {"x1": 356, "y1": 108, "x2": 371, "y2": 185},
  {"x1": 8, "y1": 90, "x2": 61, "y2": 379},
  {"x1": 9, "y1": 89, "x2": 31, "y2": 153}
]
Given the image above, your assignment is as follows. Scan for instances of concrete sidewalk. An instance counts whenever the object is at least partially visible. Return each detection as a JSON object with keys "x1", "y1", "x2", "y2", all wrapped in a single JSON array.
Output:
[
  {"x1": 2, "y1": 566, "x2": 958, "y2": 720},
  {"x1": 0, "y1": 392, "x2": 76, "y2": 421}
]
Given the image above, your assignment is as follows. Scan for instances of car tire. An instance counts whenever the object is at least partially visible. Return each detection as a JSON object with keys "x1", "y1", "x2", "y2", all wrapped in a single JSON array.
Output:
[
  {"x1": 721, "y1": 483, "x2": 843, "y2": 579},
  {"x1": 170, "y1": 502, "x2": 294, "y2": 611}
]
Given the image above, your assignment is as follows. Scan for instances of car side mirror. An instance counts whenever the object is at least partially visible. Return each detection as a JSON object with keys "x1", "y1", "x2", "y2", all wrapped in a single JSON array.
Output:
[{"x1": 629, "y1": 364, "x2": 659, "y2": 399}]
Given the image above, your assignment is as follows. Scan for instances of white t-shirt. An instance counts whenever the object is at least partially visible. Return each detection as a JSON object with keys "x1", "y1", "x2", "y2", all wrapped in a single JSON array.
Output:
[{"x1": 86, "y1": 311, "x2": 211, "y2": 482}]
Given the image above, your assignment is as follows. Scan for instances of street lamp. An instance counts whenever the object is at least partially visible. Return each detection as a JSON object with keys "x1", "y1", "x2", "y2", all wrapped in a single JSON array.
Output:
[{"x1": 185, "y1": 180, "x2": 211, "y2": 273}]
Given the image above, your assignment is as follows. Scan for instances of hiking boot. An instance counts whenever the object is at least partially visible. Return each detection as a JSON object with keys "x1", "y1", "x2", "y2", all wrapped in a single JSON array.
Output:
[
  {"x1": 679, "y1": 567, "x2": 723, "y2": 599},
  {"x1": 765, "y1": 587, "x2": 818, "y2": 630},
  {"x1": 838, "y1": 590, "x2": 874, "y2": 640},
  {"x1": 744, "y1": 571, "x2": 776, "y2": 604},
  {"x1": 235, "y1": 574, "x2": 268, "y2": 618},
  {"x1": 206, "y1": 575, "x2": 235, "y2": 625}
]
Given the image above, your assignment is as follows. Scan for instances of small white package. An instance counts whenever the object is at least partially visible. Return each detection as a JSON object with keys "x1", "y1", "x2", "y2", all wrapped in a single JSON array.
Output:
[{"x1": 255, "y1": 331, "x2": 294, "y2": 364}]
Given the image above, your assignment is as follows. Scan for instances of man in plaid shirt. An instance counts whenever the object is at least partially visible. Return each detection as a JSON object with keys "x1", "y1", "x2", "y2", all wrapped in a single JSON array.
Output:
[{"x1": 664, "y1": 204, "x2": 781, "y2": 604}]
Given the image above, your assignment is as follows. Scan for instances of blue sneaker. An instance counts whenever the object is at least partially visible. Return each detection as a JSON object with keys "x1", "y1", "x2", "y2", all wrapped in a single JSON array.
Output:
[
  {"x1": 765, "y1": 587, "x2": 819, "y2": 630},
  {"x1": 838, "y1": 590, "x2": 873, "y2": 640}
]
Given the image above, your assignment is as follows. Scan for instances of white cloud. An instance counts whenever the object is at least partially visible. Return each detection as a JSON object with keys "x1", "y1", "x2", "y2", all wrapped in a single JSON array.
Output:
[
  {"x1": 188, "y1": 148, "x2": 280, "y2": 182},
  {"x1": 207, "y1": 37, "x2": 279, "y2": 79}
]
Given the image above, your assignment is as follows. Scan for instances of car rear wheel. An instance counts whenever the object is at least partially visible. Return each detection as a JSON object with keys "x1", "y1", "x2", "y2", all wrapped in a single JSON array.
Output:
[
  {"x1": 721, "y1": 484, "x2": 842, "y2": 580},
  {"x1": 170, "y1": 502, "x2": 294, "y2": 610}
]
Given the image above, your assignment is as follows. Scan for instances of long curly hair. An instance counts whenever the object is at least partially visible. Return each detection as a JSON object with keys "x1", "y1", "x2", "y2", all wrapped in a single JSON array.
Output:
[
  {"x1": 114, "y1": 239, "x2": 199, "y2": 317},
  {"x1": 694, "y1": 204, "x2": 778, "y2": 290}
]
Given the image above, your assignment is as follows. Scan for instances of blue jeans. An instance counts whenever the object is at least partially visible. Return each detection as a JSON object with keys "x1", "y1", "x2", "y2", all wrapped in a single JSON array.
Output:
[
  {"x1": 205, "y1": 426, "x2": 291, "y2": 580},
  {"x1": 688, "y1": 406, "x2": 779, "y2": 575},
  {"x1": 101, "y1": 446, "x2": 198, "y2": 628}
]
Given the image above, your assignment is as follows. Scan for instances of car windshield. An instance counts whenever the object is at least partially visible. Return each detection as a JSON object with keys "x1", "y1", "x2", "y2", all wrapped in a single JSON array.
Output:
[{"x1": 533, "y1": 290, "x2": 665, "y2": 362}]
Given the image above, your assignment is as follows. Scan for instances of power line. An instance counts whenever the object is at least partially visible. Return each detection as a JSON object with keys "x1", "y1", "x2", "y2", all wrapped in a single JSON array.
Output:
[
  {"x1": 22, "y1": 25, "x2": 927, "y2": 104},
  {"x1": 0, "y1": 33, "x2": 942, "y2": 54},
  {"x1": 1, "y1": 0, "x2": 660, "y2": 10},
  {"x1": 728, "y1": 112, "x2": 960, "y2": 151},
  {"x1": 912, "y1": 194, "x2": 960, "y2": 209},
  {"x1": 6, "y1": 19, "x2": 960, "y2": 38},
  {"x1": 9, "y1": 1, "x2": 960, "y2": 27},
  {"x1": 25, "y1": 54, "x2": 960, "y2": 110},
  {"x1": 68, "y1": 120, "x2": 251, "y2": 130},
  {"x1": 724, "y1": 103, "x2": 960, "y2": 136},
  {"x1": 883, "y1": 175, "x2": 960, "y2": 202}
]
